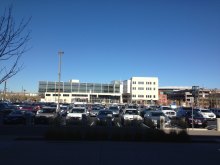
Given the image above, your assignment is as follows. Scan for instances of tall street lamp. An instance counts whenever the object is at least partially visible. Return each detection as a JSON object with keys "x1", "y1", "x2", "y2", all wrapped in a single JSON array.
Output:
[{"x1": 57, "y1": 50, "x2": 64, "y2": 113}]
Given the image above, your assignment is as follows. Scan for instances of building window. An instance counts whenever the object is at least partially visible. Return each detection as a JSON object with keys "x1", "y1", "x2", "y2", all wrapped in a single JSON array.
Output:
[
  {"x1": 46, "y1": 94, "x2": 51, "y2": 96},
  {"x1": 53, "y1": 94, "x2": 61, "y2": 96},
  {"x1": 153, "y1": 82, "x2": 156, "y2": 85},
  {"x1": 132, "y1": 87, "x2": 136, "y2": 90},
  {"x1": 154, "y1": 88, "x2": 155, "y2": 90},
  {"x1": 138, "y1": 87, "x2": 144, "y2": 90},
  {"x1": 132, "y1": 81, "x2": 136, "y2": 84},
  {"x1": 138, "y1": 95, "x2": 144, "y2": 98},
  {"x1": 132, "y1": 95, "x2": 136, "y2": 97},
  {"x1": 63, "y1": 94, "x2": 69, "y2": 97},
  {"x1": 72, "y1": 94, "x2": 87, "y2": 97},
  {"x1": 138, "y1": 81, "x2": 144, "y2": 85},
  {"x1": 153, "y1": 95, "x2": 156, "y2": 98}
]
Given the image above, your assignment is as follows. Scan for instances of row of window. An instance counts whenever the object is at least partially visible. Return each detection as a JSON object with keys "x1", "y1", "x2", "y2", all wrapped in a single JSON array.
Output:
[
  {"x1": 46, "y1": 94, "x2": 88, "y2": 97},
  {"x1": 132, "y1": 87, "x2": 156, "y2": 90},
  {"x1": 132, "y1": 95, "x2": 156, "y2": 98},
  {"x1": 132, "y1": 81, "x2": 156, "y2": 85}
]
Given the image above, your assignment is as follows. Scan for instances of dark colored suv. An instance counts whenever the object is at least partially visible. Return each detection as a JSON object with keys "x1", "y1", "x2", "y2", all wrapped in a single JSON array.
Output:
[{"x1": 176, "y1": 107, "x2": 207, "y2": 128}]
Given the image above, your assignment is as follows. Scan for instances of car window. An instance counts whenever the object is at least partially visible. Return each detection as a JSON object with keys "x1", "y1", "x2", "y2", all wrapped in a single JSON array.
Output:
[
  {"x1": 40, "y1": 109, "x2": 56, "y2": 113},
  {"x1": 99, "y1": 111, "x2": 112, "y2": 115},
  {"x1": 161, "y1": 107, "x2": 172, "y2": 110},
  {"x1": 125, "y1": 110, "x2": 138, "y2": 115},
  {"x1": 151, "y1": 112, "x2": 164, "y2": 117},
  {"x1": 11, "y1": 111, "x2": 22, "y2": 115},
  {"x1": 70, "y1": 109, "x2": 85, "y2": 113},
  {"x1": 201, "y1": 110, "x2": 211, "y2": 113}
]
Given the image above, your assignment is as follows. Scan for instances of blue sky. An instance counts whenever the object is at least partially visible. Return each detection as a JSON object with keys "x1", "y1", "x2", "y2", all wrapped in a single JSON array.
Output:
[{"x1": 0, "y1": 0, "x2": 220, "y2": 92}]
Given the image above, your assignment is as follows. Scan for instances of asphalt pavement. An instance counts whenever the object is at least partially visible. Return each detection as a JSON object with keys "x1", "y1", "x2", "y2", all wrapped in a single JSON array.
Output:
[{"x1": 0, "y1": 139, "x2": 220, "y2": 165}]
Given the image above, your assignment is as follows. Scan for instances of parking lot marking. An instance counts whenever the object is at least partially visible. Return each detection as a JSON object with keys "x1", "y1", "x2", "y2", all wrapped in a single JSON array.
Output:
[
  {"x1": 117, "y1": 122, "x2": 121, "y2": 127},
  {"x1": 90, "y1": 122, "x2": 94, "y2": 126},
  {"x1": 141, "y1": 123, "x2": 150, "y2": 128}
]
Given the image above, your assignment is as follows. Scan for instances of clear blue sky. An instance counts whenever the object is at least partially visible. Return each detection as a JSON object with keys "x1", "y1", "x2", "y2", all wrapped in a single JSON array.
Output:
[{"x1": 1, "y1": 0, "x2": 220, "y2": 92}]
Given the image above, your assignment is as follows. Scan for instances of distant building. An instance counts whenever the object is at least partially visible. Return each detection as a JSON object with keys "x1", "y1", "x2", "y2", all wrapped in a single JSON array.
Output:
[
  {"x1": 38, "y1": 80, "x2": 123, "y2": 104},
  {"x1": 159, "y1": 86, "x2": 217, "y2": 108},
  {"x1": 39, "y1": 76, "x2": 159, "y2": 104},
  {"x1": 123, "y1": 77, "x2": 159, "y2": 104}
]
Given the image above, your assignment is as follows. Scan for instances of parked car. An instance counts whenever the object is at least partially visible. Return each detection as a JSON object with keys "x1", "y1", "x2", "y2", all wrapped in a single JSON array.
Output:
[
  {"x1": 176, "y1": 107, "x2": 193, "y2": 118},
  {"x1": 19, "y1": 105, "x2": 37, "y2": 113},
  {"x1": 89, "y1": 107, "x2": 102, "y2": 117},
  {"x1": 210, "y1": 108, "x2": 220, "y2": 118},
  {"x1": 159, "y1": 106, "x2": 176, "y2": 118},
  {"x1": 194, "y1": 109, "x2": 216, "y2": 120},
  {"x1": 108, "y1": 106, "x2": 120, "y2": 117},
  {"x1": 3, "y1": 110, "x2": 35, "y2": 125},
  {"x1": 96, "y1": 110, "x2": 114, "y2": 126},
  {"x1": 66, "y1": 107, "x2": 87, "y2": 124},
  {"x1": 144, "y1": 110, "x2": 171, "y2": 128},
  {"x1": 121, "y1": 108, "x2": 143, "y2": 126},
  {"x1": 35, "y1": 107, "x2": 57, "y2": 124},
  {"x1": 0, "y1": 102, "x2": 15, "y2": 117},
  {"x1": 139, "y1": 108, "x2": 152, "y2": 118},
  {"x1": 176, "y1": 108, "x2": 207, "y2": 128},
  {"x1": 184, "y1": 111, "x2": 208, "y2": 128}
]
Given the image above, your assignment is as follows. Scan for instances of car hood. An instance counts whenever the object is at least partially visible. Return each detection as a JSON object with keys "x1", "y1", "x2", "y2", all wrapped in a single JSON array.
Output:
[
  {"x1": 67, "y1": 113, "x2": 83, "y2": 118},
  {"x1": 36, "y1": 113, "x2": 55, "y2": 117},
  {"x1": 123, "y1": 114, "x2": 141, "y2": 119}
]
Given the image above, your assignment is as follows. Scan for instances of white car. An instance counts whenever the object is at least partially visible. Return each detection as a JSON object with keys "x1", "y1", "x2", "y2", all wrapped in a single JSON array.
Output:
[
  {"x1": 159, "y1": 106, "x2": 176, "y2": 118},
  {"x1": 196, "y1": 109, "x2": 216, "y2": 120},
  {"x1": 66, "y1": 107, "x2": 87, "y2": 121},
  {"x1": 121, "y1": 108, "x2": 143, "y2": 126}
]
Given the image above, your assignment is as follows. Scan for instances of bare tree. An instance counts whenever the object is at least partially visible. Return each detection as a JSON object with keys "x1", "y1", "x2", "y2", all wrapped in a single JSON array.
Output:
[{"x1": 0, "y1": 6, "x2": 31, "y2": 84}]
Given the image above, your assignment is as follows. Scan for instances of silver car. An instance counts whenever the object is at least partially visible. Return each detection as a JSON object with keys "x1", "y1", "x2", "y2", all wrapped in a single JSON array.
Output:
[{"x1": 144, "y1": 110, "x2": 171, "y2": 128}]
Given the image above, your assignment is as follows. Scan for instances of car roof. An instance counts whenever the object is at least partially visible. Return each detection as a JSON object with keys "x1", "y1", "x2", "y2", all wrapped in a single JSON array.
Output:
[
  {"x1": 125, "y1": 108, "x2": 137, "y2": 111},
  {"x1": 71, "y1": 107, "x2": 85, "y2": 109}
]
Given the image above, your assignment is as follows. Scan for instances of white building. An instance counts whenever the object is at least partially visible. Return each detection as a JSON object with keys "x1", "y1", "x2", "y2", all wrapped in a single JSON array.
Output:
[{"x1": 123, "y1": 77, "x2": 159, "y2": 104}]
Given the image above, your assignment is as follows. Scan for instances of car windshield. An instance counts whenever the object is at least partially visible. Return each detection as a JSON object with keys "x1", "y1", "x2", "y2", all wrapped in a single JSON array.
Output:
[
  {"x1": 201, "y1": 110, "x2": 211, "y2": 113},
  {"x1": 125, "y1": 110, "x2": 138, "y2": 115},
  {"x1": 109, "y1": 107, "x2": 119, "y2": 111},
  {"x1": 70, "y1": 109, "x2": 85, "y2": 113},
  {"x1": 162, "y1": 107, "x2": 172, "y2": 110},
  {"x1": 40, "y1": 108, "x2": 55, "y2": 113},
  {"x1": 127, "y1": 105, "x2": 137, "y2": 109},
  {"x1": 91, "y1": 107, "x2": 101, "y2": 111},
  {"x1": 99, "y1": 111, "x2": 113, "y2": 115},
  {"x1": 11, "y1": 111, "x2": 22, "y2": 115},
  {"x1": 186, "y1": 111, "x2": 202, "y2": 117},
  {"x1": 151, "y1": 112, "x2": 164, "y2": 117}
]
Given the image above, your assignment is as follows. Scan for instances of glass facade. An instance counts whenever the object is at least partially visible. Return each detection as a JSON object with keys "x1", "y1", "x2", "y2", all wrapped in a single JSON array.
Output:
[{"x1": 39, "y1": 81, "x2": 121, "y2": 94}]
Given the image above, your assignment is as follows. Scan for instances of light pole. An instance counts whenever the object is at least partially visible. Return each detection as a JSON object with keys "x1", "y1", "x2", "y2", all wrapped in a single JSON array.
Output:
[{"x1": 57, "y1": 51, "x2": 64, "y2": 113}]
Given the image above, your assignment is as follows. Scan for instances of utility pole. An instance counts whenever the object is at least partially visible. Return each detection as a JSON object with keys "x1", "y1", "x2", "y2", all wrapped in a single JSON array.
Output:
[
  {"x1": 3, "y1": 81, "x2": 7, "y2": 100},
  {"x1": 57, "y1": 51, "x2": 64, "y2": 113}
]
